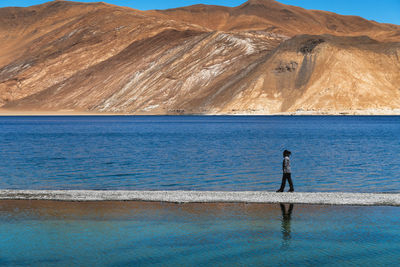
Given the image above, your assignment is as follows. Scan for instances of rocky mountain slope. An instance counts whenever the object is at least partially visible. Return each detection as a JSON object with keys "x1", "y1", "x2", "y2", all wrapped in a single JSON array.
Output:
[{"x1": 0, "y1": 0, "x2": 399, "y2": 114}]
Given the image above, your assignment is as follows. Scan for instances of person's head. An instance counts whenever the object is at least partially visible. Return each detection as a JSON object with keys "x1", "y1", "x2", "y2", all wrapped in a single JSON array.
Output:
[{"x1": 283, "y1": 150, "x2": 291, "y2": 157}]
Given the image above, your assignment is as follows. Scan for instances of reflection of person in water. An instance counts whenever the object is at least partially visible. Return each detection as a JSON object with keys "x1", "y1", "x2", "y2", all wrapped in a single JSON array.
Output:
[{"x1": 280, "y1": 203, "x2": 294, "y2": 248}]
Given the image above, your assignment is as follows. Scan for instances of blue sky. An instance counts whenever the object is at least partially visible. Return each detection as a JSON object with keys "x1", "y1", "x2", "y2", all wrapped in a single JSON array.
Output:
[{"x1": 2, "y1": 0, "x2": 399, "y2": 25}]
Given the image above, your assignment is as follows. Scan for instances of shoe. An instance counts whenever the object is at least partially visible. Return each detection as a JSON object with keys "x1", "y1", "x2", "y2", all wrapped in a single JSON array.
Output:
[
  {"x1": 288, "y1": 189, "x2": 294, "y2": 192},
  {"x1": 276, "y1": 189, "x2": 283, "y2": 192}
]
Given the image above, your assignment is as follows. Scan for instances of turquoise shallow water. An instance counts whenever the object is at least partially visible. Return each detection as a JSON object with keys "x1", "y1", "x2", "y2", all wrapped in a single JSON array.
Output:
[
  {"x1": 1, "y1": 115, "x2": 400, "y2": 192},
  {"x1": 0, "y1": 201, "x2": 399, "y2": 266}
]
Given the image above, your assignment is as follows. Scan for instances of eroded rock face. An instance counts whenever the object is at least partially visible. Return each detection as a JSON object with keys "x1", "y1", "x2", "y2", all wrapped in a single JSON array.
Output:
[
  {"x1": 216, "y1": 35, "x2": 400, "y2": 114},
  {"x1": 274, "y1": 61, "x2": 298, "y2": 73},
  {"x1": 0, "y1": 0, "x2": 400, "y2": 114},
  {"x1": 298, "y1": 39, "x2": 325, "y2": 54}
]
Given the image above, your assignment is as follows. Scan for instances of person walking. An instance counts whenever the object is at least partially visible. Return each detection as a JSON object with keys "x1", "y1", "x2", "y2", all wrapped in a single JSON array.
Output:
[{"x1": 276, "y1": 150, "x2": 294, "y2": 192}]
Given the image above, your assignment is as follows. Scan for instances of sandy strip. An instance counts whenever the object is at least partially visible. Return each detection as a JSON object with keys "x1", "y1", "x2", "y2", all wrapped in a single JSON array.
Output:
[
  {"x1": 0, "y1": 190, "x2": 399, "y2": 206},
  {"x1": 1, "y1": 108, "x2": 400, "y2": 116},
  {"x1": 0, "y1": 109, "x2": 130, "y2": 116}
]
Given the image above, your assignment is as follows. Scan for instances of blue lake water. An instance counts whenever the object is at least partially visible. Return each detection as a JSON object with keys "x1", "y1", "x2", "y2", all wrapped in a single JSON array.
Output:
[
  {"x1": 0, "y1": 115, "x2": 399, "y2": 192},
  {"x1": 0, "y1": 201, "x2": 399, "y2": 266}
]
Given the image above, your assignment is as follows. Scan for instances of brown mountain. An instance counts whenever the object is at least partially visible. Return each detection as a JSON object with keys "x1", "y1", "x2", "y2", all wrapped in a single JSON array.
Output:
[
  {"x1": 0, "y1": 0, "x2": 399, "y2": 114},
  {"x1": 152, "y1": 0, "x2": 400, "y2": 41}
]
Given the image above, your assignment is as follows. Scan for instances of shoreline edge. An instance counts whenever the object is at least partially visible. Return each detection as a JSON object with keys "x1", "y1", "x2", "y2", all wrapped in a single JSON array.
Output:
[{"x1": 1, "y1": 190, "x2": 399, "y2": 206}]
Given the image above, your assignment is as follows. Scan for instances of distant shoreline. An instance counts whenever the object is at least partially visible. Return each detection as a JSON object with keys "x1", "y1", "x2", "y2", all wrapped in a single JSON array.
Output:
[{"x1": 1, "y1": 109, "x2": 400, "y2": 116}]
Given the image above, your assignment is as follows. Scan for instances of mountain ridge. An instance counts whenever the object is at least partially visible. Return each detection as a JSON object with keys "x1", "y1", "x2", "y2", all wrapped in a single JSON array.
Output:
[{"x1": 0, "y1": 0, "x2": 399, "y2": 115}]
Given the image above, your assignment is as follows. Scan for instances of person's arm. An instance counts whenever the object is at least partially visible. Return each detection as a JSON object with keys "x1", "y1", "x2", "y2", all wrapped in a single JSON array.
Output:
[{"x1": 282, "y1": 159, "x2": 285, "y2": 172}]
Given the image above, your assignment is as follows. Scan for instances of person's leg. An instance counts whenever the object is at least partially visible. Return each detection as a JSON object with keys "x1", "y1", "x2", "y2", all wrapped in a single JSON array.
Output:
[
  {"x1": 287, "y1": 173, "x2": 294, "y2": 192},
  {"x1": 276, "y1": 174, "x2": 287, "y2": 192},
  {"x1": 280, "y1": 203, "x2": 286, "y2": 215},
  {"x1": 288, "y1": 204, "x2": 294, "y2": 216}
]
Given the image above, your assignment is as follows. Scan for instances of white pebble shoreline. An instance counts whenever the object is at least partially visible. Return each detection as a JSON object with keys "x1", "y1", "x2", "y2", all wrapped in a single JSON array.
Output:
[{"x1": 0, "y1": 190, "x2": 399, "y2": 206}]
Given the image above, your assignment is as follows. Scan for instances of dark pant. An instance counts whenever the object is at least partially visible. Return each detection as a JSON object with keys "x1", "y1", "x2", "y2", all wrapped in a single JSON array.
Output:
[{"x1": 278, "y1": 173, "x2": 294, "y2": 191}]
